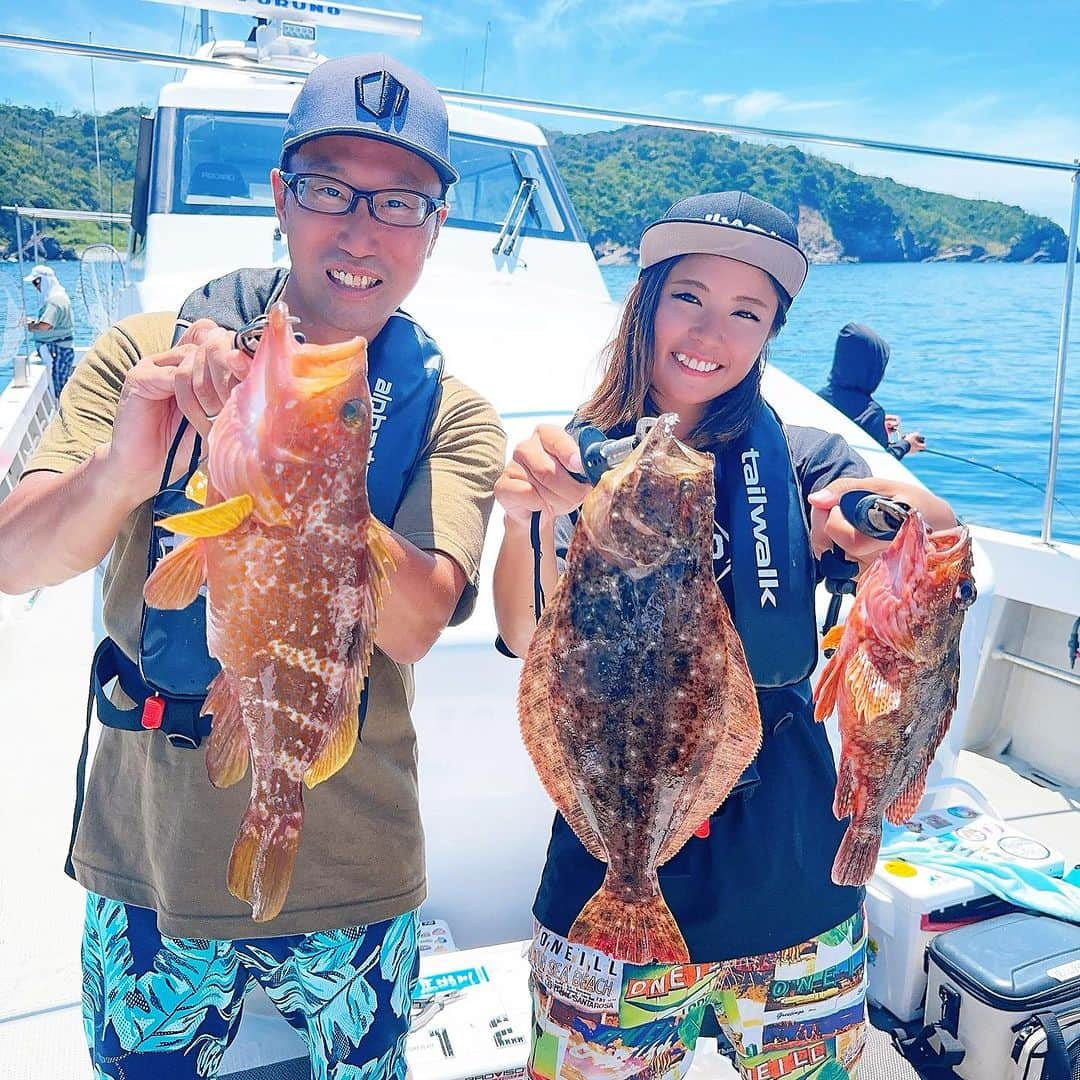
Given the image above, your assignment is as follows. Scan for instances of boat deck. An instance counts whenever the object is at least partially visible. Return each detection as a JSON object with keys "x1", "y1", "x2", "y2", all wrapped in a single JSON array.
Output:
[{"x1": 1, "y1": 573, "x2": 1076, "y2": 1080}]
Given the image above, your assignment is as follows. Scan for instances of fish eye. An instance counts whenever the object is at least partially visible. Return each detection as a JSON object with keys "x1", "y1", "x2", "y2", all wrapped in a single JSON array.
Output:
[
  {"x1": 340, "y1": 399, "x2": 367, "y2": 427},
  {"x1": 679, "y1": 479, "x2": 695, "y2": 497},
  {"x1": 955, "y1": 578, "x2": 976, "y2": 608}
]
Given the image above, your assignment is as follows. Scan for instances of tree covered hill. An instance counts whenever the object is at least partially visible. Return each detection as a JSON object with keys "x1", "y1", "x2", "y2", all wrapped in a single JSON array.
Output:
[
  {"x1": 0, "y1": 104, "x2": 142, "y2": 256},
  {"x1": 547, "y1": 126, "x2": 1067, "y2": 264},
  {"x1": 0, "y1": 103, "x2": 1066, "y2": 265}
]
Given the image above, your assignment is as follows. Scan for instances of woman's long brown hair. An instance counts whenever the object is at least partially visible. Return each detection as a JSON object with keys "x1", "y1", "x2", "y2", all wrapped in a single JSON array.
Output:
[{"x1": 577, "y1": 256, "x2": 790, "y2": 449}]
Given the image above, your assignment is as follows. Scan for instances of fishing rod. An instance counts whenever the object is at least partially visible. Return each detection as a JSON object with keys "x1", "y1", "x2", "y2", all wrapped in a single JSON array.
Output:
[{"x1": 917, "y1": 446, "x2": 1080, "y2": 524}]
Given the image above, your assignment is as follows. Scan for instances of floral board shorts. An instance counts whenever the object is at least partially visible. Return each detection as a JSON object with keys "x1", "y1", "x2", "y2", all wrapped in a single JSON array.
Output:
[
  {"x1": 81, "y1": 891, "x2": 419, "y2": 1080},
  {"x1": 527, "y1": 908, "x2": 867, "y2": 1080}
]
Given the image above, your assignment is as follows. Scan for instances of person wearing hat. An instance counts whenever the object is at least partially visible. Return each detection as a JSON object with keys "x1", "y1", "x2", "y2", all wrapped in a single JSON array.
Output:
[
  {"x1": 0, "y1": 55, "x2": 504, "y2": 1079},
  {"x1": 24, "y1": 264, "x2": 76, "y2": 394},
  {"x1": 492, "y1": 192, "x2": 955, "y2": 1079},
  {"x1": 820, "y1": 322, "x2": 927, "y2": 459}
]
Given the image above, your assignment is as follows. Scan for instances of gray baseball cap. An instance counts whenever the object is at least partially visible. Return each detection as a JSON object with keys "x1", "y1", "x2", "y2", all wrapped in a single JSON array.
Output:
[
  {"x1": 281, "y1": 53, "x2": 458, "y2": 187},
  {"x1": 639, "y1": 191, "x2": 808, "y2": 302}
]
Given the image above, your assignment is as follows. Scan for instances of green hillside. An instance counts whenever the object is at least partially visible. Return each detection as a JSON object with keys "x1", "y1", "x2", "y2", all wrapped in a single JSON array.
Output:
[
  {"x1": 0, "y1": 104, "x2": 142, "y2": 256},
  {"x1": 0, "y1": 104, "x2": 1066, "y2": 265},
  {"x1": 547, "y1": 126, "x2": 1067, "y2": 263}
]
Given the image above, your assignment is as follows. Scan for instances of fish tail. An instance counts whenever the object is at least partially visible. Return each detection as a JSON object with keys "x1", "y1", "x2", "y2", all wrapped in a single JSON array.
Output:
[
  {"x1": 227, "y1": 779, "x2": 304, "y2": 922},
  {"x1": 831, "y1": 821, "x2": 883, "y2": 886},
  {"x1": 569, "y1": 874, "x2": 689, "y2": 964}
]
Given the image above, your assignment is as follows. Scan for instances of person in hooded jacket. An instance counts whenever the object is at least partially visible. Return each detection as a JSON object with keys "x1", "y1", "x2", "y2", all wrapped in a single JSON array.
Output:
[{"x1": 818, "y1": 322, "x2": 925, "y2": 459}]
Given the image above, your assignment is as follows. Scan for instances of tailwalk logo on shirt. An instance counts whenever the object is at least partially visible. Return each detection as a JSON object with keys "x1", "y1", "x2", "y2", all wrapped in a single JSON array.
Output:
[
  {"x1": 741, "y1": 448, "x2": 779, "y2": 608},
  {"x1": 369, "y1": 377, "x2": 393, "y2": 464}
]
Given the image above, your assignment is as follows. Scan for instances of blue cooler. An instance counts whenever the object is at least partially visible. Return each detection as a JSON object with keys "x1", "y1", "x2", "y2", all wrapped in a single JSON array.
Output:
[{"x1": 920, "y1": 912, "x2": 1080, "y2": 1080}]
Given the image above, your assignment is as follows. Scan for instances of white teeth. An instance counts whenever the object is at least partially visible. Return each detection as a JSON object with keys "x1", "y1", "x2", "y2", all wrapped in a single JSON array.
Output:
[
  {"x1": 329, "y1": 269, "x2": 380, "y2": 289},
  {"x1": 675, "y1": 352, "x2": 720, "y2": 373}
]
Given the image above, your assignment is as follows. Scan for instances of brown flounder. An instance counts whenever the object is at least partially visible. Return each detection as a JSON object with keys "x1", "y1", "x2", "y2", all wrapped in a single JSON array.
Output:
[
  {"x1": 815, "y1": 511, "x2": 975, "y2": 885},
  {"x1": 519, "y1": 413, "x2": 761, "y2": 963}
]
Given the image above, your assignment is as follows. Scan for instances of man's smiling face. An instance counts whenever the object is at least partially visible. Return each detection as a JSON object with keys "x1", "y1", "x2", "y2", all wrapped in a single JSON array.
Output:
[{"x1": 272, "y1": 134, "x2": 446, "y2": 345}]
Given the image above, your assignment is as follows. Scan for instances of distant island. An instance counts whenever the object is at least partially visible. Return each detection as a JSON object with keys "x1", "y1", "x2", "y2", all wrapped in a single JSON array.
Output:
[
  {"x1": 548, "y1": 127, "x2": 1068, "y2": 265},
  {"x1": 0, "y1": 103, "x2": 1067, "y2": 265}
]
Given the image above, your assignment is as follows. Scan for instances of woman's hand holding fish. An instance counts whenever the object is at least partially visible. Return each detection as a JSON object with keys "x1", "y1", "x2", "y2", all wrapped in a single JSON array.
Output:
[
  {"x1": 495, "y1": 425, "x2": 591, "y2": 525},
  {"x1": 808, "y1": 475, "x2": 956, "y2": 572}
]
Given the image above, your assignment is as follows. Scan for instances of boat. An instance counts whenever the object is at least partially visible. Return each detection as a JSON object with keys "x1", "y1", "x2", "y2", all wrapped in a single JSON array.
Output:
[{"x1": 0, "y1": 4, "x2": 1078, "y2": 1077}]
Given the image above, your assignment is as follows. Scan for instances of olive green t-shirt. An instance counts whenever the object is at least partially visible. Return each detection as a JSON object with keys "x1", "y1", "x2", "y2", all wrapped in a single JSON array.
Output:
[{"x1": 27, "y1": 310, "x2": 506, "y2": 938}]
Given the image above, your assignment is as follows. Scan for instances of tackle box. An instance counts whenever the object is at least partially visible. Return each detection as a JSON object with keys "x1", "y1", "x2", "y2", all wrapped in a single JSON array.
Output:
[
  {"x1": 407, "y1": 938, "x2": 533, "y2": 1080},
  {"x1": 864, "y1": 801, "x2": 1065, "y2": 1021},
  {"x1": 923, "y1": 912, "x2": 1080, "y2": 1080}
]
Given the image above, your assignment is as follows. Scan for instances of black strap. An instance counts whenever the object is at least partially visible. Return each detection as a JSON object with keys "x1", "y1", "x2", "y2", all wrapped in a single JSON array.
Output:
[
  {"x1": 1033, "y1": 1012, "x2": 1072, "y2": 1080},
  {"x1": 530, "y1": 510, "x2": 545, "y2": 621}
]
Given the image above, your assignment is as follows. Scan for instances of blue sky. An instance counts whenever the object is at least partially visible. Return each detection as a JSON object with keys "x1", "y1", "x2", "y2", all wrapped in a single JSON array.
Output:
[{"x1": 3, "y1": 0, "x2": 1079, "y2": 225}]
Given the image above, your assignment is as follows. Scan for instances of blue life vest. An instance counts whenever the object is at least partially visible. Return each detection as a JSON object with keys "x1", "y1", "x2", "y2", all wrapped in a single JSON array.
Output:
[{"x1": 91, "y1": 268, "x2": 444, "y2": 742}]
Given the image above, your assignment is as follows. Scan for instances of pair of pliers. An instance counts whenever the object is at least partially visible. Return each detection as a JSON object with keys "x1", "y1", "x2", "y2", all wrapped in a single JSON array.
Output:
[
  {"x1": 567, "y1": 417, "x2": 659, "y2": 485},
  {"x1": 836, "y1": 489, "x2": 913, "y2": 542},
  {"x1": 233, "y1": 314, "x2": 305, "y2": 358}
]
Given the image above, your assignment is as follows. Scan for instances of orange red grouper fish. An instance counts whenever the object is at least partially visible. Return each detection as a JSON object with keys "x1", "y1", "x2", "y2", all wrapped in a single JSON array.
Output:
[
  {"x1": 814, "y1": 510, "x2": 975, "y2": 885},
  {"x1": 519, "y1": 413, "x2": 761, "y2": 964},
  {"x1": 142, "y1": 301, "x2": 394, "y2": 922}
]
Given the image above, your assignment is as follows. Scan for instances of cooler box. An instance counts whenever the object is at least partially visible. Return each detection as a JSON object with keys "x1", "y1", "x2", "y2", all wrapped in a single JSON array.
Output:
[
  {"x1": 865, "y1": 803, "x2": 1064, "y2": 1021},
  {"x1": 407, "y1": 939, "x2": 533, "y2": 1080},
  {"x1": 924, "y1": 912, "x2": 1080, "y2": 1080}
]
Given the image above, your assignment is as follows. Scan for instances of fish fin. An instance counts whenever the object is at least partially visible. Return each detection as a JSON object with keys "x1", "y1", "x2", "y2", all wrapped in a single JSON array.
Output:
[
  {"x1": 570, "y1": 872, "x2": 689, "y2": 964},
  {"x1": 304, "y1": 684, "x2": 360, "y2": 789},
  {"x1": 158, "y1": 494, "x2": 253, "y2": 538},
  {"x1": 885, "y1": 767, "x2": 929, "y2": 825},
  {"x1": 832, "y1": 822, "x2": 883, "y2": 886},
  {"x1": 519, "y1": 599, "x2": 607, "y2": 863},
  {"x1": 846, "y1": 646, "x2": 902, "y2": 725},
  {"x1": 142, "y1": 538, "x2": 207, "y2": 609},
  {"x1": 303, "y1": 521, "x2": 395, "y2": 790},
  {"x1": 184, "y1": 467, "x2": 209, "y2": 507},
  {"x1": 814, "y1": 644, "x2": 845, "y2": 722},
  {"x1": 204, "y1": 672, "x2": 248, "y2": 788},
  {"x1": 657, "y1": 599, "x2": 761, "y2": 865},
  {"x1": 228, "y1": 775, "x2": 303, "y2": 922},
  {"x1": 367, "y1": 518, "x2": 398, "y2": 594},
  {"x1": 821, "y1": 623, "x2": 846, "y2": 652},
  {"x1": 833, "y1": 755, "x2": 857, "y2": 820}
]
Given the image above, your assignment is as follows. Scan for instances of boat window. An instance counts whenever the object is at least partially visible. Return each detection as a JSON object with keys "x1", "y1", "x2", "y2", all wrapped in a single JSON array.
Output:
[
  {"x1": 167, "y1": 110, "x2": 286, "y2": 215},
  {"x1": 447, "y1": 136, "x2": 576, "y2": 240},
  {"x1": 153, "y1": 111, "x2": 586, "y2": 243}
]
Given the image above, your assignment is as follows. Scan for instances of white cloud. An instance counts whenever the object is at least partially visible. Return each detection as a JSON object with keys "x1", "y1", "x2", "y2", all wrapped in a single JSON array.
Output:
[{"x1": 730, "y1": 89, "x2": 850, "y2": 123}]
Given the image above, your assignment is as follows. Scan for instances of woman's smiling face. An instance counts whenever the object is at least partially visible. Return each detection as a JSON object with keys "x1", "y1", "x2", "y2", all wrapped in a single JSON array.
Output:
[{"x1": 648, "y1": 253, "x2": 780, "y2": 434}]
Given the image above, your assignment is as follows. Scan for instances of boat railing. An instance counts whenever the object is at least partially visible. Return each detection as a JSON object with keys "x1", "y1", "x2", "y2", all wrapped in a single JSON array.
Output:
[
  {"x1": 0, "y1": 362, "x2": 55, "y2": 503},
  {"x1": 0, "y1": 31, "x2": 1076, "y2": 538}
]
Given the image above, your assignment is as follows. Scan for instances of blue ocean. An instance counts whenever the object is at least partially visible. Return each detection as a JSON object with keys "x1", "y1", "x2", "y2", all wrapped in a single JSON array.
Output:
[{"x1": 2, "y1": 259, "x2": 1078, "y2": 544}]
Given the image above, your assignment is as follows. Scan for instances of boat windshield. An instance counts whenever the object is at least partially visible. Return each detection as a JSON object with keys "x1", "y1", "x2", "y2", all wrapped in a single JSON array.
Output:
[{"x1": 149, "y1": 108, "x2": 585, "y2": 241}]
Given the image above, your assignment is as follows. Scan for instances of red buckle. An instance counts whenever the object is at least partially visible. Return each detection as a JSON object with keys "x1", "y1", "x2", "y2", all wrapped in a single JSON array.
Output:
[
  {"x1": 694, "y1": 819, "x2": 710, "y2": 839},
  {"x1": 141, "y1": 695, "x2": 165, "y2": 730}
]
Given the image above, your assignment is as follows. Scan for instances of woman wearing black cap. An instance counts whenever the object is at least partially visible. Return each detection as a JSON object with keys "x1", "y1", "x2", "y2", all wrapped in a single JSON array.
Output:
[{"x1": 493, "y1": 191, "x2": 955, "y2": 1079}]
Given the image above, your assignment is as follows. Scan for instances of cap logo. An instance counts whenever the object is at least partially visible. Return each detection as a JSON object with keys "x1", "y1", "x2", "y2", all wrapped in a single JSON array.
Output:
[
  {"x1": 355, "y1": 70, "x2": 409, "y2": 121},
  {"x1": 701, "y1": 213, "x2": 787, "y2": 241}
]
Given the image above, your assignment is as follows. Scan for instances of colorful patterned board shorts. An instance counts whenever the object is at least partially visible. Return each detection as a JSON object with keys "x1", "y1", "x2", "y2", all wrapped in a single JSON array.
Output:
[
  {"x1": 527, "y1": 909, "x2": 867, "y2": 1080},
  {"x1": 81, "y1": 892, "x2": 419, "y2": 1080}
]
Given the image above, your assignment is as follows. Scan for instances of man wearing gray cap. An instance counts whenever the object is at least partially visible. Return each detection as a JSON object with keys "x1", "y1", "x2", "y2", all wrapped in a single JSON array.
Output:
[
  {"x1": 0, "y1": 55, "x2": 504, "y2": 1079},
  {"x1": 24, "y1": 263, "x2": 76, "y2": 393}
]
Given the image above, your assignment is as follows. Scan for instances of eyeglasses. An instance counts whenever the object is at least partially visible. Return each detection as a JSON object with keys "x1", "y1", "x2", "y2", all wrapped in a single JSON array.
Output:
[{"x1": 280, "y1": 172, "x2": 445, "y2": 227}]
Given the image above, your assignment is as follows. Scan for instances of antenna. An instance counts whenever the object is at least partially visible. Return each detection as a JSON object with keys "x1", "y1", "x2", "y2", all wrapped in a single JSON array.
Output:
[{"x1": 141, "y1": 0, "x2": 421, "y2": 37}]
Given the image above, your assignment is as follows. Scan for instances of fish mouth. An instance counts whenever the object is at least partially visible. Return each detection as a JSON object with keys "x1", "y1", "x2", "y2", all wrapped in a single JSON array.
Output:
[
  {"x1": 927, "y1": 524, "x2": 970, "y2": 563},
  {"x1": 634, "y1": 413, "x2": 712, "y2": 477}
]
